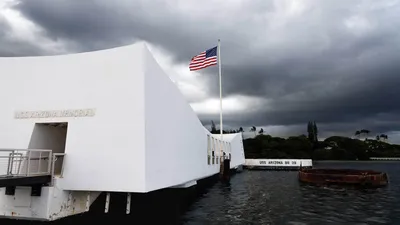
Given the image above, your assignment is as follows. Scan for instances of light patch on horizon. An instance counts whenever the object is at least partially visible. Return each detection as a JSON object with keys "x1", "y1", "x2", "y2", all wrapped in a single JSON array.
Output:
[
  {"x1": 344, "y1": 16, "x2": 374, "y2": 36},
  {"x1": 147, "y1": 42, "x2": 210, "y2": 103},
  {"x1": 241, "y1": 124, "x2": 304, "y2": 139},
  {"x1": 2, "y1": 1, "x2": 37, "y2": 43},
  {"x1": 0, "y1": 0, "x2": 69, "y2": 56},
  {"x1": 173, "y1": 0, "x2": 250, "y2": 21},
  {"x1": 1, "y1": 0, "x2": 400, "y2": 140},
  {"x1": 281, "y1": 0, "x2": 309, "y2": 17},
  {"x1": 267, "y1": 0, "x2": 308, "y2": 30},
  {"x1": 146, "y1": 41, "x2": 272, "y2": 118},
  {"x1": 191, "y1": 95, "x2": 267, "y2": 115},
  {"x1": 386, "y1": 131, "x2": 400, "y2": 144}
]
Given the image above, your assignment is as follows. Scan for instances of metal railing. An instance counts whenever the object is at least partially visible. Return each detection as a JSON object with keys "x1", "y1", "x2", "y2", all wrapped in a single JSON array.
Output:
[
  {"x1": 0, "y1": 149, "x2": 67, "y2": 186},
  {"x1": 0, "y1": 149, "x2": 53, "y2": 178},
  {"x1": 51, "y1": 153, "x2": 66, "y2": 186}
]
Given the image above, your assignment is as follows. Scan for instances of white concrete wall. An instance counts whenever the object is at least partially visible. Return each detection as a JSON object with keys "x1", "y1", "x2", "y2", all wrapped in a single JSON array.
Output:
[
  {"x1": 0, "y1": 186, "x2": 50, "y2": 220},
  {"x1": 0, "y1": 44, "x2": 148, "y2": 192},
  {"x1": 0, "y1": 178, "x2": 100, "y2": 221},
  {"x1": 0, "y1": 152, "x2": 8, "y2": 175},
  {"x1": 214, "y1": 133, "x2": 245, "y2": 168},
  {"x1": 143, "y1": 50, "x2": 243, "y2": 192},
  {"x1": 230, "y1": 133, "x2": 246, "y2": 168},
  {"x1": 143, "y1": 49, "x2": 209, "y2": 191},
  {"x1": 0, "y1": 42, "x2": 245, "y2": 193}
]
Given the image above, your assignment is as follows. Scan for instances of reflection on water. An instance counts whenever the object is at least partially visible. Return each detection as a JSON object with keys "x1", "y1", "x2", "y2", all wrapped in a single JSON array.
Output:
[{"x1": 182, "y1": 161, "x2": 400, "y2": 225}]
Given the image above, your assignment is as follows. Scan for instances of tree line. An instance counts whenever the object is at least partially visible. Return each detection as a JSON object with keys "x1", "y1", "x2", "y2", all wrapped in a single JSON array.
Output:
[
  {"x1": 209, "y1": 120, "x2": 264, "y2": 135},
  {"x1": 206, "y1": 120, "x2": 400, "y2": 160}
]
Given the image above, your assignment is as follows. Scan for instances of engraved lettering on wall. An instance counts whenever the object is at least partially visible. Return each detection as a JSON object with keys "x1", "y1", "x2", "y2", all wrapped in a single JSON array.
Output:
[{"x1": 14, "y1": 109, "x2": 96, "y2": 119}]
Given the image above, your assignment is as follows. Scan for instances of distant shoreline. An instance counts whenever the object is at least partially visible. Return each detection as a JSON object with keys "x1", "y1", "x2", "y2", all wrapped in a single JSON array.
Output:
[
  {"x1": 243, "y1": 135, "x2": 400, "y2": 160},
  {"x1": 313, "y1": 160, "x2": 400, "y2": 163},
  {"x1": 244, "y1": 158, "x2": 400, "y2": 162}
]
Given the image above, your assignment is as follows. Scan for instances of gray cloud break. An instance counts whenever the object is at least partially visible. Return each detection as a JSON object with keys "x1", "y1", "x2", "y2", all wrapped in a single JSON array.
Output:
[{"x1": 1, "y1": 0, "x2": 400, "y2": 142}]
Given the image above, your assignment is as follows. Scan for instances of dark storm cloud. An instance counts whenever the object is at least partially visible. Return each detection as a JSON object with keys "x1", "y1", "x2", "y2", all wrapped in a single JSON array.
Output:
[
  {"x1": 6, "y1": 0, "x2": 400, "y2": 141},
  {"x1": 0, "y1": 12, "x2": 41, "y2": 56},
  {"x1": 13, "y1": 0, "x2": 232, "y2": 56},
  {"x1": 0, "y1": 6, "x2": 65, "y2": 57}
]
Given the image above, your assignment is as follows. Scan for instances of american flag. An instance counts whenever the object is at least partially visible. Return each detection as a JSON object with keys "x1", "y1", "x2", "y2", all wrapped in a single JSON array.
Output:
[{"x1": 189, "y1": 46, "x2": 218, "y2": 71}]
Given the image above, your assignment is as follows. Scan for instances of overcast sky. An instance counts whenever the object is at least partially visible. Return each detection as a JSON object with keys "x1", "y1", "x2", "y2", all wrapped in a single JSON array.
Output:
[{"x1": 1, "y1": 0, "x2": 400, "y2": 142}]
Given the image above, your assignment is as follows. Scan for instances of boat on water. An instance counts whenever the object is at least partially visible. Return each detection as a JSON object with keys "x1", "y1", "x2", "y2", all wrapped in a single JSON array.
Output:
[{"x1": 298, "y1": 168, "x2": 389, "y2": 188}]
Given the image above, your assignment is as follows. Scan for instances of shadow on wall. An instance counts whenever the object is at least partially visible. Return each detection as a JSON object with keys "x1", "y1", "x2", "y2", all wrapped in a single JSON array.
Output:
[{"x1": 28, "y1": 123, "x2": 68, "y2": 174}]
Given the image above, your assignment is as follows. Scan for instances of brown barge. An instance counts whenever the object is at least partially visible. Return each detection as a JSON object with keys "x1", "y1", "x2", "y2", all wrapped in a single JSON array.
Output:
[{"x1": 298, "y1": 168, "x2": 389, "y2": 188}]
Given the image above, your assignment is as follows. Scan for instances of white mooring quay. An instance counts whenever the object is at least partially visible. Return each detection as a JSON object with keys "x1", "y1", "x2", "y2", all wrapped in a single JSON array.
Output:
[
  {"x1": 0, "y1": 42, "x2": 245, "y2": 221},
  {"x1": 244, "y1": 159, "x2": 313, "y2": 170},
  {"x1": 369, "y1": 157, "x2": 400, "y2": 161}
]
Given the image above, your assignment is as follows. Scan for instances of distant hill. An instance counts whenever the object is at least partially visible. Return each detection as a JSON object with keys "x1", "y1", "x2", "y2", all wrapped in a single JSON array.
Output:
[{"x1": 243, "y1": 134, "x2": 400, "y2": 160}]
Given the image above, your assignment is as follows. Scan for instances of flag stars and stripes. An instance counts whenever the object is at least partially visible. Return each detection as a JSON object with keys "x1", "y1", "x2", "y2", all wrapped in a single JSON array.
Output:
[{"x1": 189, "y1": 46, "x2": 218, "y2": 71}]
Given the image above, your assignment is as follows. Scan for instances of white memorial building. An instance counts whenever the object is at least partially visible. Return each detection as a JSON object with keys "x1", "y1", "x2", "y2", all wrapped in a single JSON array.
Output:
[{"x1": 0, "y1": 42, "x2": 245, "y2": 221}]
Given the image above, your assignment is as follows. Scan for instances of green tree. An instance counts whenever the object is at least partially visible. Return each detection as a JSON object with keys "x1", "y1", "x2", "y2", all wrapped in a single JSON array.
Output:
[
  {"x1": 250, "y1": 126, "x2": 257, "y2": 137},
  {"x1": 211, "y1": 120, "x2": 217, "y2": 134},
  {"x1": 307, "y1": 122, "x2": 313, "y2": 142},
  {"x1": 313, "y1": 121, "x2": 318, "y2": 142},
  {"x1": 307, "y1": 121, "x2": 318, "y2": 143},
  {"x1": 380, "y1": 134, "x2": 388, "y2": 142},
  {"x1": 355, "y1": 130, "x2": 361, "y2": 138},
  {"x1": 243, "y1": 133, "x2": 400, "y2": 160},
  {"x1": 259, "y1": 128, "x2": 264, "y2": 135},
  {"x1": 359, "y1": 129, "x2": 370, "y2": 139}
]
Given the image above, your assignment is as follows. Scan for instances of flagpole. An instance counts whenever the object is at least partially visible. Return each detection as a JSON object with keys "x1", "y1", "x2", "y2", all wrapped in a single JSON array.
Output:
[{"x1": 218, "y1": 39, "x2": 223, "y2": 157}]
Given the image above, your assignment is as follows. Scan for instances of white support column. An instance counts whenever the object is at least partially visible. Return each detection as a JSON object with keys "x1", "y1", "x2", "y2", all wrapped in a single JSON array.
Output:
[
  {"x1": 85, "y1": 192, "x2": 90, "y2": 212},
  {"x1": 68, "y1": 191, "x2": 73, "y2": 211},
  {"x1": 105, "y1": 192, "x2": 110, "y2": 213},
  {"x1": 126, "y1": 193, "x2": 131, "y2": 214}
]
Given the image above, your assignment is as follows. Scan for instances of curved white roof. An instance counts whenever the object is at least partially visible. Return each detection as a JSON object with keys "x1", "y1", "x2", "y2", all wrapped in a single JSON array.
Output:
[{"x1": 0, "y1": 42, "x2": 244, "y2": 193}]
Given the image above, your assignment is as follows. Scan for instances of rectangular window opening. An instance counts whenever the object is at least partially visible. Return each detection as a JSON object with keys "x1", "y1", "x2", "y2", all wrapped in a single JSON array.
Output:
[{"x1": 28, "y1": 122, "x2": 68, "y2": 175}]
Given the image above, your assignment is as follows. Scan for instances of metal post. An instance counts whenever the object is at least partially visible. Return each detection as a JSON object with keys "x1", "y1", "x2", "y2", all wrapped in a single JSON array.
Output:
[
  {"x1": 218, "y1": 39, "x2": 223, "y2": 139},
  {"x1": 47, "y1": 151, "x2": 52, "y2": 174},
  {"x1": 7, "y1": 152, "x2": 12, "y2": 176},
  {"x1": 26, "y1": 151, "x2": 31, "y2": 176},
  {"x1": 105, "y1": 192, "x2": 110, "y2": 213},
  {"x1": 38, "y1": 151, "x2": 42, "y2": 174},
  {"x1": 51, "y1": 154, "x2": 56, "y2": 186},
  {"x1": 60, "y1": 155, "x2": 65, "y2": 178},
  {"x1": 16, "y1": 154, "x2": 22, "y2": 175},
  {"x1": 10, "y1": 150, "x2": 15, "y2": 175},
  {"x1": 126, "y1": 193, "x2": 131, "y2": 214},
  {"x1": 217, "y1": 39, "x2": 224, "y2": 160}
]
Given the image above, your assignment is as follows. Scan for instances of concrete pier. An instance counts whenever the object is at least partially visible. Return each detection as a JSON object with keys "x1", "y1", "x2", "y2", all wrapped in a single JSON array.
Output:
[
  {"x1": 369, "y1": 157, "x2": 400, "y2": 161},
  {"x1": 244, "y1": 159, "x2": 313, "y2": 170}
]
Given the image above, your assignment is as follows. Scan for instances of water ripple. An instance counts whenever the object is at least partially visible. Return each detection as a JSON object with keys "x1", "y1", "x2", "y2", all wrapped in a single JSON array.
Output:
[{"x1": 182, "y1": 161, "x2": 400, "y2": 225}]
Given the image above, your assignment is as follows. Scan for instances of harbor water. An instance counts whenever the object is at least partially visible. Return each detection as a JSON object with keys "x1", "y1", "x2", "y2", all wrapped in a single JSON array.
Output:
[{"x1": 182, "y1": 161, "x2": 400, "y2": 225}]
